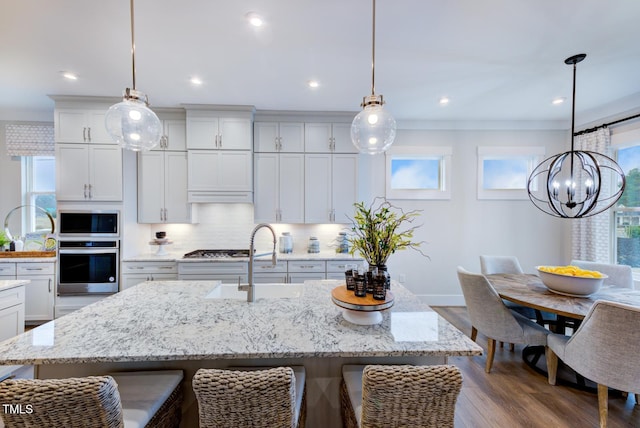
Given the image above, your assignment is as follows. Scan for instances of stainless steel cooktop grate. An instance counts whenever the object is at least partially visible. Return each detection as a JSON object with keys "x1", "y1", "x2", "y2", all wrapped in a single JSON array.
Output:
[{"x1": 183, "y1": 249, "x2": 251, "y2": 259}]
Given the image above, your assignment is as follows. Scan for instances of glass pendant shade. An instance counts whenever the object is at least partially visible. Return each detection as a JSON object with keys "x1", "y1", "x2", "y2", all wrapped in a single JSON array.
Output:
[
  {"x1": 105, "y1": 91, "x2": 162, "y2": 151},
  {"x1": 351, "y1": 99, "x2": 397, "y2": 155}
]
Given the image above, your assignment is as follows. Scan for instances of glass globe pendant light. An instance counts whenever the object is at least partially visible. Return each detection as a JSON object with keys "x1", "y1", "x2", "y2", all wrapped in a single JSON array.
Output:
[
  {"x1": 527, "y1": 54, "x2": 625, "y2": 218},
  {"x1": 351, "y1": 0, "x2": 396, "y2": 155},
  {"x1": 105, "y1": 0, "x2": 162, "y2": 151}
]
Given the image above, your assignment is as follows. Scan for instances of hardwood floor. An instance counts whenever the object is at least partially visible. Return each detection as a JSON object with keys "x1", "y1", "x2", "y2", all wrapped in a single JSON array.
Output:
[{"x1": 433, "y1": 306, "x2": 640, "y2": 428}]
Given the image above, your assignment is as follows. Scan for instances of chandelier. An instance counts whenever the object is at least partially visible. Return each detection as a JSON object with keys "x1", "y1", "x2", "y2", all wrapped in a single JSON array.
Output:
[{"x1": 527, "y1": 54, "x2": 625, "y2": 218}]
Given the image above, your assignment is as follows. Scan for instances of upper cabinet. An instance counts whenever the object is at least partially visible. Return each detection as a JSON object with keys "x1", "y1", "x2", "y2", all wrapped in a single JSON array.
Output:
[
  {"x1": 186, "y1": 107, "x2": 253, "y2": 150},
  {"x1": 152, "y1": 119, "x2": 186, "y2": 151},
  {"x1": 56, "y1": 143, "x2": 123, "y2": 201},
  {"x1": 55, "y1": 108, "x2": 114, "y2": 144},
  {"x1": 305, "y1": 122, "x2": 357, "y2": 153},
  {"x1": 254, "y1": 122, "x2": 305, "y2": 152}
]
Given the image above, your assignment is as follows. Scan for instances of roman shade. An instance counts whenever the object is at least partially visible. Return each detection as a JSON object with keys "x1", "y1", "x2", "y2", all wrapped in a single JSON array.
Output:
[{"x1": 5, "y1": 124, "x2": 54, "y2": 156}]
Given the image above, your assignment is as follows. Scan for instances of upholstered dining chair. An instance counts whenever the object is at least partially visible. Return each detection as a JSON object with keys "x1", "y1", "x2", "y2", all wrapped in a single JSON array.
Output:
[
  {"x1": 0, "y1": 370, "x2": 183, "y2": 428},
  {"x1": 480, "y1": 255, "x2": 557, "y2": 329},
  {"x1": 340, "y1": 364, "x2": 462, "y2": 428},
  {"x1": 192, "y1": 366, "x2": 306, "y2": 428},
  {"x1": 569, "y1": 260, "x2": 634, "y2": 289},
  {"x1": 457, "y1": 267, "x2": 550, "y2": 373},
  {"x1": 546, "y1": 300, "x2": 640, "y2": 428}
]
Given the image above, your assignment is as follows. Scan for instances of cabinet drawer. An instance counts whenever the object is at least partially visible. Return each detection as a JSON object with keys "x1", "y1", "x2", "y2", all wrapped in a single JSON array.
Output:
[
  {"x1": 327, "y1": 260, "x2": 364, "y2": 272},
  {"x1": 253, "y1": 260, "x2": 287, "y2": 273},
  {"x1": 287, "y1": 261, "x2": 325, "y2": 273},
  {"x1": 0, "y1": 286, "x2": 25, "y2": 311},
  {"x1": 122, "y1": 262, "x2": 177, "y2": 274},
  {"x1": 178, "y1": 262, "x2": 247, "y2": 276},
  {"x1": 17, "y1": 263, "x2": 55, "y2": 275},
  {"x1": 0, "y1": 263, "x2": 16, "y2": 276}
]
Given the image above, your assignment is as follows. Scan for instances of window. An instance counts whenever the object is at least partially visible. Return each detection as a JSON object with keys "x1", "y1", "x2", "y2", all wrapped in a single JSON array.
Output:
[
  {"x1": 477, "y1": 146, "x2": 545, "y2": 200},
  {"x1": 613, "y1": 145, "x2": 640, "y2": 270},
  {"x1": 385, "y1": 146, "x2": 452, "y2": 199},
  {"x1": 22, "y1": 156, "x2": 56, "y2": 232}
]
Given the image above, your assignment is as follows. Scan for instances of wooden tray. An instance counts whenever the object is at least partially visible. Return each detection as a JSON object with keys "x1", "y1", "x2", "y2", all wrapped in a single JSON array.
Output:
[
  {"x1": 0, "y1": 251, "x2": 56, "y2": 258},
  {"x1": 331, "y1": 285, "x2": 394, "y2": 312}
]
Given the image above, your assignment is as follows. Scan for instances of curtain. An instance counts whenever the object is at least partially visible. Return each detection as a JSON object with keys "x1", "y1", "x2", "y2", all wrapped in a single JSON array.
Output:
[
  {"x1": 571, "y1": 127, "x2": 612, "y2": 263},
  {"x1": 5, "y1": 124, "x2": 54, "y2": 156}
]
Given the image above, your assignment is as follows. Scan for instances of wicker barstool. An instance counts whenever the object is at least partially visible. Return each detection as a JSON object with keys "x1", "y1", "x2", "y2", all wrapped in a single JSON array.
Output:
[
  {"x1": 0, "y1": 370, "x2": 183, "y2": 428},
  {"x1": 192, "y1": 366, "x2": 306, "y2": 428},
  {"x1": 340, "y1": 364, "x2": 463, "y2": 428}
]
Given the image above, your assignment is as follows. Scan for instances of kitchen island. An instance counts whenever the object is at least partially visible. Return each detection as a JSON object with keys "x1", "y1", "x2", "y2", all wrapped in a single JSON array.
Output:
[{"x1": 0, "y1": 279, "x2": 481, "y2": 427}]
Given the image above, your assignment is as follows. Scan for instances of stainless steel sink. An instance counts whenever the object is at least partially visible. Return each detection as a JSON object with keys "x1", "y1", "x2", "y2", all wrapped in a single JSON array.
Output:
[{"x1": 205, "y1": 283, "x2": 304, "y2": 300}]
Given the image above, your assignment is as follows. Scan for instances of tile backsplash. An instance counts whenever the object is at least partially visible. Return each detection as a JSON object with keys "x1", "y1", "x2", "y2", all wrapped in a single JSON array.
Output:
[{"x1": 147, "y1": 204, "x2": 352, "y2": 256}]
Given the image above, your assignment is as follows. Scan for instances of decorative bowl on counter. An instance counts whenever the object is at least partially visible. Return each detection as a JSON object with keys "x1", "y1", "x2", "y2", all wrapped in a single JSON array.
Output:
[{"x1": 536, "y1": 266, "x2": 607, "y2": 297}]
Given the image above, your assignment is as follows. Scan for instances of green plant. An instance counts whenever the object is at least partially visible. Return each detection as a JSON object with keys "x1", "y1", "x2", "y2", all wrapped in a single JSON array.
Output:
[
  {"x1": 0, "y1": 230, "x2": 10, "y2": 248},
  {"x1": 348, "y1": 198, "x2": 428, "y2": 266},
  {"x1": 628, "y1": 225, "x2": 640, "y2": 239}
]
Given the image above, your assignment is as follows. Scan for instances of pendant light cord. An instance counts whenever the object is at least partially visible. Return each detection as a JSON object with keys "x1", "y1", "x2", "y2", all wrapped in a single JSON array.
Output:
[
  {"x1": 370, "y1": 0, "x2": 376, "y2": 97},
  {"x1": 130, "y1": 0, "x2": 137, "y2": 91}
]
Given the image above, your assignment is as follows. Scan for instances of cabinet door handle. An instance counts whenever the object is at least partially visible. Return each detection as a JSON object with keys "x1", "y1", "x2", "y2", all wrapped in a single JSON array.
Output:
[
  {"x1": 158, "y1": 266, "x2": 174, "y2": 270},
  {"x1": 83, "y1": 184, "x2": 88, "y2": 199},
  {"x1": 88, "y1": 184, "x2": 93, "y2": 199},
  {"x1": 83, "y1": 127, "x2": 87, "y2": 142},
  {"x1": 164, "y1": 208, "x2": 168, "y2": 222},
  {"x1": 48, "y1": 278, "x2": 52, "y2": 293},
  {"x1": 219, "y1": 134, "x2": 222, "y2": 148},
  {"x1": 87, "y1": 127, "x2": 92, "y2": 142},
  {"x1": 275, "y1": 137, "x2": 279, "y2": 151},
  {"x1": 25, "y1": 268, "x2": 44, "y2": 271},
  {"x1": 129, "y1": 266, "x2": 144, "y2": 270},
  {"x1": 163, "y1": 135, "x2": 168, "y2": 149}
]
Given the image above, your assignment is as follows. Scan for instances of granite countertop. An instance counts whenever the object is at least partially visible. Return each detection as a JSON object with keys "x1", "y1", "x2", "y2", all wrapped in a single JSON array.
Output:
[
  {"x1": 0, "y1": 279, "x2": 29, "y2": 293},
  {"x1": 123, "y1": 251, "x2": 363, "y2": 263},
  {"x1": 0, "y1": 257, "x2": 57, "y2": 263},
  {"x1": 0, "y1": 280, "x2": 481, "y2": 365}
]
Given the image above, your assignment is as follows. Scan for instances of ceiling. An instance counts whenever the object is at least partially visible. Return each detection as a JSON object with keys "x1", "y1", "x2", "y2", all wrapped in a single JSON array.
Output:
[{"x1": 3, "y1": 0, "x2": 640, "y2": 126}]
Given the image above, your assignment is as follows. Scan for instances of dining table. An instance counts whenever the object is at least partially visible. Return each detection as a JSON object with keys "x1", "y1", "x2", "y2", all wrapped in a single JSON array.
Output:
[
  {"x1": 486, "y1": 273, "x2": 640, "y2": 320},
  {"x1": 486, "y1": 272, "x2": 640, "y2": 391}
]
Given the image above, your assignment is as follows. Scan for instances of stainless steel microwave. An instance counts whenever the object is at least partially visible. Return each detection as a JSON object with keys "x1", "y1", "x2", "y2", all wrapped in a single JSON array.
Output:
[{"x1": 57, "y1": 210, "x2": 120, "y2": 238}]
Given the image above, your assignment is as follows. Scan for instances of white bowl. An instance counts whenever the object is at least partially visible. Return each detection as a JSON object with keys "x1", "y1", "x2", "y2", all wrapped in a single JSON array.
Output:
[{"x1": 536, "y1": 266, "x2": 607, "y2": 297}]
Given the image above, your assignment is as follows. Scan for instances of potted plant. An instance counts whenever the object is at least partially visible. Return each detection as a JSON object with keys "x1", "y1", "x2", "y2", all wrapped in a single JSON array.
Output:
[
  {"x1": 0, "y1": 231, "x2": 10, "y2": 251},
  {"x1": 348, "y1": 198, "x2": 427, "y2": 287}
]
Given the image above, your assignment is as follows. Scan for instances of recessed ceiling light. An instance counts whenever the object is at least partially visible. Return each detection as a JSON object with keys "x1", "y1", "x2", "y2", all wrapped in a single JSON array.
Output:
[
  {"x1": 552, "y1": 97, "x2": 566, "y2": 105},
  {"x1": 308, "y1": 80, "x2": 319, "y2": 88},
  {"x1": 190, "y1": 77, "x2": 203, "y2": 86},
  {"x1": 61, "y1": 71, "x2": 78, "y2": 80},
  {"x1": 439, "y1": 97, "x2": 450, "y2": 105},
  {"x1": 245, "y1": 12, "x2": 264, "y2": 27}
]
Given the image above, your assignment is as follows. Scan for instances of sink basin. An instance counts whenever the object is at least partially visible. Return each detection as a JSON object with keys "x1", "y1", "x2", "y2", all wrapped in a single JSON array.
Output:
[{"x1": 205, "y1": 283, "x2": 304, "y2": 300}]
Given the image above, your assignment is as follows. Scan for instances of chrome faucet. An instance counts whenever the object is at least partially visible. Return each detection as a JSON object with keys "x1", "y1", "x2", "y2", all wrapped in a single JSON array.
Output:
[{"x1": 238, "y1": 223, "x2": 277, "y2": 302}]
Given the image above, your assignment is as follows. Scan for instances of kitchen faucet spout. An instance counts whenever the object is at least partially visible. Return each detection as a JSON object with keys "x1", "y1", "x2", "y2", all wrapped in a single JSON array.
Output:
[{"x1": 239, "y1": 223, "x2": 277, "y2": 302}]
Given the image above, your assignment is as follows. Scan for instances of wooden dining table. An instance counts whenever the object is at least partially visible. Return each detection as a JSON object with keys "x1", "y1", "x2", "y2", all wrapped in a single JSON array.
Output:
[{"x1": 486, "y1": 273, "x2": 640, "y2": 320}]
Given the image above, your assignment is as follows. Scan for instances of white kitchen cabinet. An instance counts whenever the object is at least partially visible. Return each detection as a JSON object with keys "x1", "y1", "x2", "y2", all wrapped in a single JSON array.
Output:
[
  {"x1": 305, "y1": 122, "x2": 356, "y2": 153},
  {"x1": 254, "y1": 153, "x2": 304, "y2": 223},
  {"x1": 0, "y1": 285, "x2": 25, "y2": 341},
  {"x1": 305, "y1": 153, "x2": 358, "y2": 224},
  {"x1": 55, "y1": 108, "x2": 113, "y2": 144},
  {"x1": 187, "y1": 110, "x2": 252, "y2": 150},
  {"x1": 138, "y1": 151, "x2": 192, "y2": 223},
  {"x1": 187, "y1": 150, "x2": 253, "y2": 203},
  {"x1": 254, "y1": 122, "x2": 305, "y2": 152},
  {"x1": 17, "y1": 263, "x2": 55, "y2": 322},
  {"x1": 251, "y1": 260, "x2": 288, "y2": 283},
  {"x1": 326, "y1": 259, "x2": 365, "y2": 280},
  {"x1": 121, "y1": 261, "x2": 178, "y2": 290},
  {"x1": 56, "y1": 143, "x2": 123, "y2": 201},
  {"x1": 178, "y1": 262, "x2": 248, "y2": 284},
  {"x1": 152, "y1": 119, "x2": 186, "y2": 151}
]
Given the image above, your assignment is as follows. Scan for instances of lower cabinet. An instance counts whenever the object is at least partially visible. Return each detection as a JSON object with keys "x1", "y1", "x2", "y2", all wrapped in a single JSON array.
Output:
[
  {"x1": 121, "y1": 261, "x2": 178, "y2": 291},
  {"x1": 0, "y1": 285, "x2": 25, "y2": 341},
  {"x1": 177, "y1": 262, "x2": 248, "y2": 284},
  {"x1": 326, "y1": 260, "x2": 365, "y2": 280},
  {"x1": 15, "y1": 262, "x2": 55, "y2": 323}
]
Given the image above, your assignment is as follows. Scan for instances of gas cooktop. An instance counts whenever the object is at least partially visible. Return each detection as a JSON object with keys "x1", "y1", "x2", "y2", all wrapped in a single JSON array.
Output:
[{"x1": 183, "y1": 249, "x2": 252, "y2": 259}]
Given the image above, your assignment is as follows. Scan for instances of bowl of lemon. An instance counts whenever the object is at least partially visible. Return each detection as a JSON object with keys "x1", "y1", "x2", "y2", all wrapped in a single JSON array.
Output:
[{"x1": 536, "y1": 265, "x2": 607, "y2": 297}]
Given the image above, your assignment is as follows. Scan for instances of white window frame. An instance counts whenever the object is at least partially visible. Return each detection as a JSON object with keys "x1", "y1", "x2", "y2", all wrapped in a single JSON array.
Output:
[
  {"x1": 477, "y1": 146, "x2": 545, "y2": 200},
  {"x1": 385, "y1": 146, "x2": 452, "y2": 200},
  {"x1": 21, "y1": 156, "x2": 56, "y2": 234}
]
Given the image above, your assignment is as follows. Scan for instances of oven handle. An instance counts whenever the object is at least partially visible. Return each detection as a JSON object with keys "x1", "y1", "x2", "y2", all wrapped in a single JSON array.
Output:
[{"x1": 59, "y1": 248, "x2": 119, "y2": 254}]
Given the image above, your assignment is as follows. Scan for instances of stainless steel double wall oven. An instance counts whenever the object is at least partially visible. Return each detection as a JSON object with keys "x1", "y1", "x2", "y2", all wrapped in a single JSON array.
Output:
[{"x1": 57, "y1": 210, "x2": 120, "y2": 295}]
